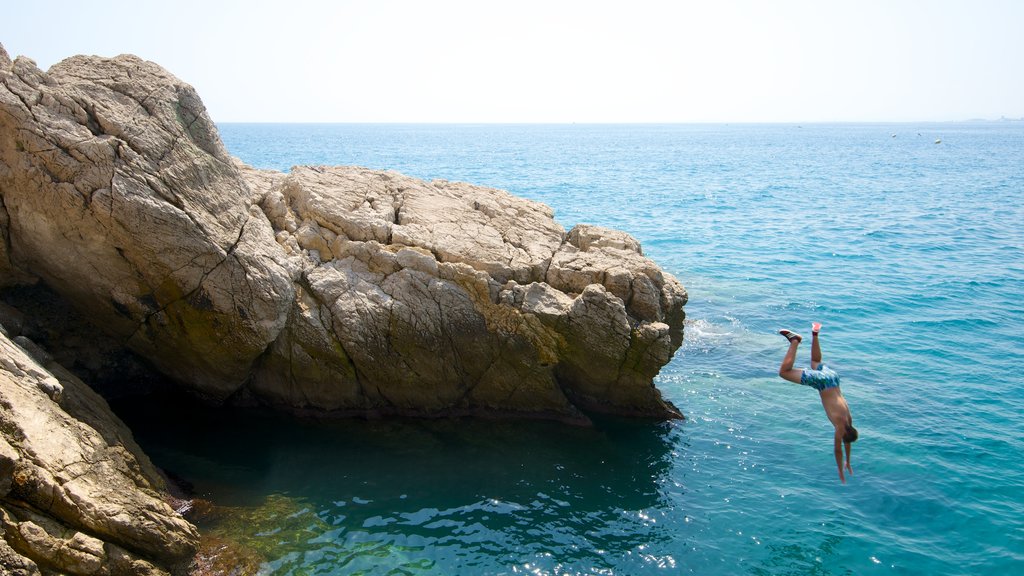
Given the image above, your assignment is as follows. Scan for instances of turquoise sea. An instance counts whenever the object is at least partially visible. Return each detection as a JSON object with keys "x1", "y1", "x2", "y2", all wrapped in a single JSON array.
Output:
[{"x1": 116, "y1": 123, "x2": 1024, "y2": 575}]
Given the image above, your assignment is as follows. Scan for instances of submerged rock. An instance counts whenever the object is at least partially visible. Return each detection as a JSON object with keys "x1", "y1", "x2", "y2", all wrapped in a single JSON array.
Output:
[{"x1": 0, "y1": 44, "x2": 686, "y2": 422}]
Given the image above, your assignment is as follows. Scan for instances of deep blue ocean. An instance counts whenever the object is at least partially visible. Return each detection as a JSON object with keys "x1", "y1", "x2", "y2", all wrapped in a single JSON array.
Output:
[{"x1": 117, "y1": 123, "x2": 1024, "y2": 575}]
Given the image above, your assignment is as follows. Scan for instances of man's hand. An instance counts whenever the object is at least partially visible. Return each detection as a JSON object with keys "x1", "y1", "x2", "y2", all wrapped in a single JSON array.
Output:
[{"x1": 837, "y1": 461, "x2": 852, "y2": 483}]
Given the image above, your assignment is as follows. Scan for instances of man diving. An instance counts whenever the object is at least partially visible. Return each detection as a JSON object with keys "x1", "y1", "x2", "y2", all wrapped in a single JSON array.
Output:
[{"x1": 777, "y1": 323, "x2": 858, "y2": 483}]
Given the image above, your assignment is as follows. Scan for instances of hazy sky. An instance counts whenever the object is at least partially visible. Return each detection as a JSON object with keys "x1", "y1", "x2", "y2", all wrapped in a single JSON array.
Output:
[{"x1": 3, "y1": 0, "x2": 1022, "y2": 123}]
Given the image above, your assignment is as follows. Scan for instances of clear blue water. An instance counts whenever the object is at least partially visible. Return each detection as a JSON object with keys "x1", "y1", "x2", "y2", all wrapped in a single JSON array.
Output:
[{"x1": 122, "y1": 123, "x2": 1024, "y2": 574}]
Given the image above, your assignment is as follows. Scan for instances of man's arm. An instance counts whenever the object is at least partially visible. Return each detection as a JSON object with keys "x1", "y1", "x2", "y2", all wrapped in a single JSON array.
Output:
[
  {"x1": 844, "y1": 440, "x2": 853, "y2": 476},
  {"x1": 834, "y1": 431, "x2": 846, "y2": 483}
]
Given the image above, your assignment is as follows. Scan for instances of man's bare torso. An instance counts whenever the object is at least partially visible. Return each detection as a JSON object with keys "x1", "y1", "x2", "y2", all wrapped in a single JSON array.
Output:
[{"x1": 820, "y1": 387, "x2": 852, "y2": 430}]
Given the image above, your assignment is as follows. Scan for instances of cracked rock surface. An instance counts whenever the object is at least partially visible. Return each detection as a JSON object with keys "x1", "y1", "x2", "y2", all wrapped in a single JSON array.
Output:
[
  {"x1": 0, "y1": 44, "x2": 687, "y2": 423},
  {"x1": 1, "y1": 327, "x2": 199, "y2": 575}
]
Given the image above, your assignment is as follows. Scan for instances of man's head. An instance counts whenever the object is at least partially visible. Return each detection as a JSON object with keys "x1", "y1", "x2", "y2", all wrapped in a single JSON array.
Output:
[{"x1": 843, "y1": 425, "x2": 859, "y2": 444}]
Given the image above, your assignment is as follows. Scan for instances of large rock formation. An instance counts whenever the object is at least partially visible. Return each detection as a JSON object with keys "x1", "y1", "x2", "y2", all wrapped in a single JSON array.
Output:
[
  {"x1": 0, "y1": 43, "x2": 686, "y2": 423},
  {"x1": 0, "y1": 324, "x2": 199, "y2": 575}
]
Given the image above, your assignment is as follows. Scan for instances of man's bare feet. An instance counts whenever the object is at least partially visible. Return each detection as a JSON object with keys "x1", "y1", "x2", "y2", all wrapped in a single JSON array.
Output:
[{"x1": 779, "y1": 329, "x2": 802, "y2": 343}]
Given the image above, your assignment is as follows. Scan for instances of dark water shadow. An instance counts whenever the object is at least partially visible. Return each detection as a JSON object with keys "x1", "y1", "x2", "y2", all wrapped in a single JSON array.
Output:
[
  {"x1": 113, "y1": 391, "x2": 678, "y2": 509},
  {"x1": 111, "y1": 391, "x2": 683, "y2": 572}
]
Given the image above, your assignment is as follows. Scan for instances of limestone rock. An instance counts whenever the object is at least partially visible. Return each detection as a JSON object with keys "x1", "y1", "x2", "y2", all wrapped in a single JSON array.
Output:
[
  {"x1": 248, "y1": 167, "x2": 687, "y2": 420},
  {"x1": 0, "y1": 47, "x2": 294, "y2": 402},
  {"x1": 0, "y1": 330, "x2": 199, "y2": 575},
  {"x1": 0, "y1": 43, "x2": 687, "y2": 422}
]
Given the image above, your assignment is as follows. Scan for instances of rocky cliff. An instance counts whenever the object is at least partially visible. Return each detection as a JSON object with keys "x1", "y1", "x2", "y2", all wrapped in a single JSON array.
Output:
[{"x1": 0, "y1": 43, "x2": 686, "y2": 423}]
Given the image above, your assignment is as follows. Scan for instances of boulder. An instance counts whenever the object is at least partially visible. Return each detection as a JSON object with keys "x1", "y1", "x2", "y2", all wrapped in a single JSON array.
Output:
[
  {"x1": 0, "y1": 44, "x2": 687, "y2": 422},
  {"x1": 0, "y1": 330, "x2": 199, "y2": 575}
]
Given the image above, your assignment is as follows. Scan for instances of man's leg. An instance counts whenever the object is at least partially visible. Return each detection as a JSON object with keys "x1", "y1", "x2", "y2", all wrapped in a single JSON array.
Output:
[
  {"x1": 811, "y1": 327, "x2": 822, "y2": 370},
  {"x1": 778, "y1": 330, "x2": 803, "y2": 384}
]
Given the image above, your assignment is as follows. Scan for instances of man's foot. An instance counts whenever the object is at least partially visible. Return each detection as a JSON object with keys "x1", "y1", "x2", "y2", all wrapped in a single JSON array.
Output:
[
  {"x1": 779, "y1": 329, "x2": 802, "y2": 343},
  {"x1": 812, "y1": 322, "x2": 822, "y2": 334}
]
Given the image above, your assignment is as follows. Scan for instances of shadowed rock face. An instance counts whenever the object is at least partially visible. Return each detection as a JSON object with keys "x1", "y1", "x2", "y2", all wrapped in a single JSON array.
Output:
[{"x1": 0, "y1": 44, "x2": 687, "y2": 423}]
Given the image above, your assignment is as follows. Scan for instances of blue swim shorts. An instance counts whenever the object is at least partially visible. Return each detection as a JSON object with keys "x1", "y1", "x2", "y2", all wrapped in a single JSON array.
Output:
[{"x1": 801, "y1": 363, "x2": 840, "y2": 391}]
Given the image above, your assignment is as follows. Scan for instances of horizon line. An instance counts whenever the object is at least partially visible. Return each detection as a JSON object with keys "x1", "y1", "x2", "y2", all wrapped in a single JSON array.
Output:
[{"x1": 213, "y1": 118, "x2": 1024, "y2": 125}]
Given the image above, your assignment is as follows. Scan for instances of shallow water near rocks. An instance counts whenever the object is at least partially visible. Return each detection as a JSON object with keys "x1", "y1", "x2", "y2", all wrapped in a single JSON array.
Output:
[{"x1": 114, "y1": 123, "x2": 1024, "y2": 574}]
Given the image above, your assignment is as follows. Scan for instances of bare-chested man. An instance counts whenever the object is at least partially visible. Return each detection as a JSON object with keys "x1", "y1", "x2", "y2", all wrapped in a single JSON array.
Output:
[{"x1": 778, "y1": 323, "x2": 858, "y2": 483}]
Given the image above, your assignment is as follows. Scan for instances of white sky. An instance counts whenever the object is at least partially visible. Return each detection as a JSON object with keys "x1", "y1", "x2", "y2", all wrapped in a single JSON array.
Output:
[{"x1": 3, "y1": 0, "x2": 1022, "y2": 123}]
